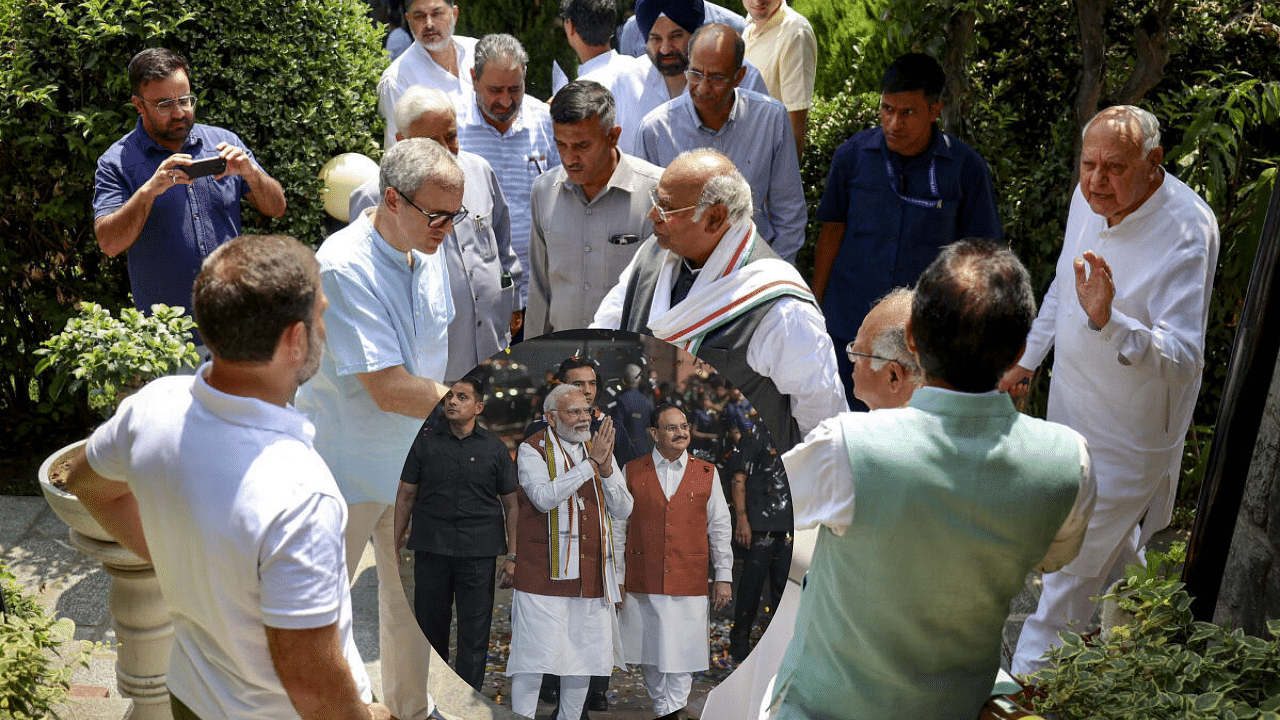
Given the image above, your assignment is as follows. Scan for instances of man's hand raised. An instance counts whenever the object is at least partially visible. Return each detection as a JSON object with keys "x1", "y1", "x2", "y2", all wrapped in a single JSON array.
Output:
[
  {"x1": 587, "y1": 415, "x2": 615, "y2": 477},
  {"x1": 1074, "y1": 250, "x2": 1115, "y2": 329}
]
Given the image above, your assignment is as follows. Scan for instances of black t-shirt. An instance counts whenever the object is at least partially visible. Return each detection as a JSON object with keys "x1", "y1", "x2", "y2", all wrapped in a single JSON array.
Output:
[{"x1": 726, "y1": 427, "x2": 793, "y2": 532}]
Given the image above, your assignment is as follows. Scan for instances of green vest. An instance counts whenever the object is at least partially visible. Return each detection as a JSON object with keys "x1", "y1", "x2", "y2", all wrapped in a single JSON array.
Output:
[{"x1": 775, "y1": 388, "x2": 1082, "y2": 720}]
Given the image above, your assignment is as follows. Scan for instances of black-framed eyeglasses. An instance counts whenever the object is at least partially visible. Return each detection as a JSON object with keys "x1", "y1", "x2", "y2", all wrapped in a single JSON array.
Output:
[
  {"x1": 649, "y1": 189, "x2": 701, "y2": 223},
  {"x1": 685, "y1": 69, "x2": 734, "y2": 87},
  {"x1": 136, "y1": 94, "x2": 197, "y2": 114},
  {"x1": 846, "y1": 342, "x2": 895, "y2": 365},
  {"x1": 395, "y1": 188, "x2": 468, "y2": 228}
]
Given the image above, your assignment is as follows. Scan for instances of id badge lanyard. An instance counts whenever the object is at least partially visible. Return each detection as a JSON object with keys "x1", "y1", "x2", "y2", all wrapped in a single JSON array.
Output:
[{"x1": 882, "y1": 133, "x2": 946, "y2": 210}]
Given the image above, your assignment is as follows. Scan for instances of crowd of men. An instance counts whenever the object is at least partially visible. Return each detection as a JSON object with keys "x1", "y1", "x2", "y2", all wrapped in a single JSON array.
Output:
[{"x1": 80, "y1": 0, "x2": 1220, "y2": 717}]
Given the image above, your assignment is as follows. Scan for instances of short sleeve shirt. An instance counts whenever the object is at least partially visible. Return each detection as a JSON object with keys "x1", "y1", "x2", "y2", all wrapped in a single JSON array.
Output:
[
  {"x1": 93, "y1": 120, "x2": 252, "y2": 315},
  {"x1": 401, "y1": 422, "x2": 517, "y2": 556}
]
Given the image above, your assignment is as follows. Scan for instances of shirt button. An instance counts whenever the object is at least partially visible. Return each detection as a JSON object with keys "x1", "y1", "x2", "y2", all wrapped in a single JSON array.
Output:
[
  {"x1": 585, "y1": 208, "x2": 593, "y2": 216},
  {"x1": 584, "y1": 246, "x2": 591, "y2": 253}
]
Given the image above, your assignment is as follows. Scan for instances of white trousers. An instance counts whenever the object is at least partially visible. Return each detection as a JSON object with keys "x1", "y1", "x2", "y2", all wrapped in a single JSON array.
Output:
[
  {"x1": 511, "y1": 673, "x2": 588, "y2": 720},
  {"x1": 1011, "y1": 523, "x2": 1144, "y2": 676},
  {"x1": 640, "y1": 664, "x2": 693, "y2": 716},
  {"x1": 346, "y1": 502, "x2": 436, "y2": 720}
]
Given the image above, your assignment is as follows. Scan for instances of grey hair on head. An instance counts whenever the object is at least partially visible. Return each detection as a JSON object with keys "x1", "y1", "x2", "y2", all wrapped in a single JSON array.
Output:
[
  {"x1": 394, "y1": 85, "x2": 456, "y2": 135},
  {"x1": 869, "y1": 288, "x2": 921, "y2": 378},
  {"x1": 1082, "y1": 105, "x2": 1161, "y2": 157},
  {"x1": 474, "y1": 33, "x2": 528, "y2": 80},
  {"x1": 378, "y1": 137, "x2": 464, "y2": 201},
  {"x1": 544, "y1": 382, "x2": 584, "y2": 414}
]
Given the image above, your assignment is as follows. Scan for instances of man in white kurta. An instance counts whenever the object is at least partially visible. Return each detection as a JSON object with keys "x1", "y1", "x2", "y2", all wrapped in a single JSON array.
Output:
[
  {"x1": 508, "y1": 385, "x2": 633, "y2": 720},
  {"x1": 1003, "y1": 105, "x2": 1220, "y2": 675},
  {"x1": 378, "y1": 0, "x2": 477, "y2": 147},
  {"x1": 616, "y1": 404, "x2": 732, "y2": 717}
]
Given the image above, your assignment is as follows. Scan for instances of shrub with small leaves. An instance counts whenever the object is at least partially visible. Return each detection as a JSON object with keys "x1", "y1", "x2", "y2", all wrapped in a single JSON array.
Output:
[
  {"x1": 0, "y1": 563, "x2": 91, "y2": 720},
  {"x1": 1033, "y1": 543, "x2": 1280, "y2": 720},
  {"x1": 34, "y1": 302, "x2": 199, "y2": 419}
]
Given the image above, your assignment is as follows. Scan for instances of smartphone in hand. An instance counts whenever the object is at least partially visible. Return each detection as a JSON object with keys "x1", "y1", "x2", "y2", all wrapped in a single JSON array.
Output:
[{"x1": 179, "y1": 156, "x2": 227, "y2": 179}]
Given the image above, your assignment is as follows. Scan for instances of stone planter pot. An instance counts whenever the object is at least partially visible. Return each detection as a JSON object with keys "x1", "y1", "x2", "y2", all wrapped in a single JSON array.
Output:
[
  {"x1": 39, "y1": 439, "x2": 113, "y2": 542},
  {"x1": 39, "y1": 438, "x2": 174, "y2": 720}
]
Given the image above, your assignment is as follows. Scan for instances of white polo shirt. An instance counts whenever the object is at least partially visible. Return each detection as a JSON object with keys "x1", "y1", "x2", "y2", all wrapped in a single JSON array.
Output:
[{"x1": 86, "y1": 368, "x2": 371, "y2": 718}]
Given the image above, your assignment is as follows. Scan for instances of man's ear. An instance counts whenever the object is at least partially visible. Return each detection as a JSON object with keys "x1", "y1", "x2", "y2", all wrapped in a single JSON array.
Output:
[
  {"x1": 704, "y1": 203, "x2": 730, "y2": 233},
  {"x1": 649, "y1": 426, "x2": 660, "y2": 444},
  {"x1": 130, "y1": 95, "x2": 144, "y2": 115},
  {"x1": 278, "y1": 320, "x2": 308, "y2": 365},
  {"x1": 1147, "y1": 146, "x2": 1165, "y2": 172},
  {"x1": 904, "y1": 319, "x2": 918, "y2": 355},
  {"x1": 474, "y1": 400, "x2": 485, "y2": 414}
]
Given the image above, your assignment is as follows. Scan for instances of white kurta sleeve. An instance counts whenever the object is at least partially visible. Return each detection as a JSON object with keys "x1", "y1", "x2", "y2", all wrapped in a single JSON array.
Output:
[
  {"x1": 1095, "y1": 240, "x2": 1214, "y2": 385},
  {"x1": 1037, "y1": 433, "x2": 1098, "y2": 572},
  {"x1": 1019, "y1": 273, "x2": 1061, "y2": 370},
  {"x1": 599, "y1": 456, "x2": 632, "y2": 520},
  {"x1": 781, "y1": 416, "x2": 855, "y2": 533},
  {"x1": 746, "y1": 297, "x2": 848, "y2": 437},
  {"x1": 517, "y1": 441, "x2": 595, "y2": 513},
  {"x1": 707, "y1": 467, "x2": 733, "y2": 582}
]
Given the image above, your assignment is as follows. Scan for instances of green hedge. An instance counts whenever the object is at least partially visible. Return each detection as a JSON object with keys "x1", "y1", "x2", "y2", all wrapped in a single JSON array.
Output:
[{"x1": 0, "y1": 0, "x2": 386, "y2": 471}]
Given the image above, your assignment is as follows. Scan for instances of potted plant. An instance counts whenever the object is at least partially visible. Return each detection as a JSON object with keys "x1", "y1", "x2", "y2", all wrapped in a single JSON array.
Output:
[
  {"x1": 1027, "y1": 542, "x2": 1280, "y2": 719},
  {"x1": 34, "y1": 302, "x2": 199, "y2": 539}
]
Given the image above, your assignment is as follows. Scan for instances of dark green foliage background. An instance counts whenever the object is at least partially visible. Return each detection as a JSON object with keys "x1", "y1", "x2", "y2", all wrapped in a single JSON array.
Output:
[{"x1": 0, "y1": 0, "x2": 386, "y2": 486}]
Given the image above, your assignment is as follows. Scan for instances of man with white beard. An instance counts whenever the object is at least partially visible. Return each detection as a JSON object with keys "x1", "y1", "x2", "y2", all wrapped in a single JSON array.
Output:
[
  {"x1": 507, "y1": 385, "x2": 633, "y2": 720},
  {"x1": 378, "y1": 0, "x2": 477, "y2": 147}
]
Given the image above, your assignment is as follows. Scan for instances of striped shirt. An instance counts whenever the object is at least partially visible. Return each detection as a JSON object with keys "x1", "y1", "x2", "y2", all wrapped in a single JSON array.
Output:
[{"x1": 457, "y1": 96, "x2": 560, "y2": 305}]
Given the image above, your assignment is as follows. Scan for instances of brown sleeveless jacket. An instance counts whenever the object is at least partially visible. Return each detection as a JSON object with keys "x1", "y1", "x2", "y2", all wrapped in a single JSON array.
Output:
[
  {"x1": 623, "y1": 454, "x2": 714, "y2": 596},
  {"x1": 513, "y1": 428, "x2": 606, "y2": 598}
]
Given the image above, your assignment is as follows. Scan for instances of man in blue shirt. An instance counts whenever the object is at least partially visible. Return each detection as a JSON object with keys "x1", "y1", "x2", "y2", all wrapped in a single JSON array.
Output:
[
  {"x1": 811, "y1": 53, "x2": 1001, "y2": 409},
  {"x1": 93, "y1": 48, "x2": 286, "y2": 338}
]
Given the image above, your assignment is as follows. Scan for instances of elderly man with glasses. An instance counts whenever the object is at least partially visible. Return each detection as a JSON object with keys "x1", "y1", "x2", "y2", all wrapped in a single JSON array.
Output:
[
  {"x1": 593, "y1": 148, "x2": 844, "y2": 453},
  {"x1": 93, "y1": 48, "x2": 286, "y2": 349},
  {"x1": 295, "y1": 137, "x2": 460, "y2": 720},
  {"x1": 846, "y1": 288, "x2": 922, "y2": 411},
  {"x1": 633, "y1": 23, "x2": 805, "y2": 263}
]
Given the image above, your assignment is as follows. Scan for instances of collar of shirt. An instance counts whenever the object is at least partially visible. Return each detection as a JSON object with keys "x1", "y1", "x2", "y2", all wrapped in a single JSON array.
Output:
[
  {"x1": 558, "y1": 151, "x2": 648, "y2": 204},
  {"x1": 356, "y1": 210, "x2": 423, "y2": 271},
  {"x1": 407, "y1": 36, "x2": 470, "y2": 77},
  {"x1": 578, "y1": 49, "x2": 617, "y2": 77},
  {"x1": 652, "y1": 447, "x2": 688, "y2": 473},
  {"x1": 1096, "y1": 170, "x2": 1170, "y2": 234},
  {"x1": 746, "y1": 0, "x2": 790, "y2": 36},
  {"x1": 870, "y1": 124, "x2": 952, "y2": 164},
  {"x1": 652, "y1": 447, "x2": 690, "y2": 497},
  {"x1": 675, "y1": 89, "x2": 741, "y2": 136},
  {"x1": 462, "y1": 95, "x2": 530, "y2": 138},
  {"x1": 190, "y1": 361, "x2": 316, "y2": 446},
  {"x1": 131, "y1": 116, "x2": 208, "y2": 158}
]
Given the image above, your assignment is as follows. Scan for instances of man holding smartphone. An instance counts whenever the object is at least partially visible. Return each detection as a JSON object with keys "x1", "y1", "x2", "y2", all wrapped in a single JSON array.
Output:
[{"x1": 93, "y1": 48, "x2": 286, "y2": 345}]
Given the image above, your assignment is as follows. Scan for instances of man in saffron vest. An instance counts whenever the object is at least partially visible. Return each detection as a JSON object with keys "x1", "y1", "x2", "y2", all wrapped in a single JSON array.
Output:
[
  {"x1": 616, "y1": 404, "x2": 732, "y2": 719},
  {"x1": 591, "y1": 149, "x2": 844, "y2": 452},
  {"x1": 770, "y1": 239, "x2": 1097, "y2": 720},
  {"x1": 507, "y1": 384, "x2": 633, "y2": 720}
]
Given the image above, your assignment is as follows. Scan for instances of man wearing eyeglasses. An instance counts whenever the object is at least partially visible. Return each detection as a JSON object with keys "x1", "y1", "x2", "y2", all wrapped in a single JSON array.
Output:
[
  {"x1": 378, "y1": 0, "x2": 477, "y2": 148},
  {"x1": 295, "y1": 138, "x2": 459, "y2": 720},
  {"x1": 633, "y1": 24, "x2": 805, "y2": 263},
  {"x1": 592, "y1": 149, "x2": 844, "y2": 453},
  {"x1": 606, "y1": 0, "x2": 767, "y2": 152},
  {"x1": 615, "y1": 403, "x2": 732, "y2": 720},
  {"x1": 846, "y1": 288, "x2": 922, "y2": 411},
  {"x1": 350, "y1": 85, "x2": 522, "y2": 383},
  {"x1": 810, "y1": 53, "x2": 1002, "y2": 411},
  {"x1": 93, "y1": 48, "x2": 286, "y2": 343}
]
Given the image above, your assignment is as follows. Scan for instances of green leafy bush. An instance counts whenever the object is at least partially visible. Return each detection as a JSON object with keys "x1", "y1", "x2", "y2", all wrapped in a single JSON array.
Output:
[
  {"x1": 0, "y1": 0, "x2": 386, "y2": 471},
  {"x1": 34, "y1": 302, "x2": 199, "y2": 419},
  {"x1": 1032, "y1": 543, "x2": 1280, "y2": 720},
  {"x1": 0, "y1": 563, "x2": 91, "y2": 720}
]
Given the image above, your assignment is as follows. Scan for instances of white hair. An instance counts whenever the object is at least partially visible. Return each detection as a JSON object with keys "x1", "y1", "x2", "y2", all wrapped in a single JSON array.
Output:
[
  {"x1": 1082, "y1": 105, "x2": 1161, "y2": 156},
  {"x1": 869, "y1": 288, "x2": 921, "y2": 378},
  {"x1": 394, "y1": 85, "x2": 456, "y2": 135},
  {"x1": 544, "y1": 383, "x2": 583, "y2": 414},
  {"x1": 675, "y1": 149, "x2": 753, "y2": 224}
]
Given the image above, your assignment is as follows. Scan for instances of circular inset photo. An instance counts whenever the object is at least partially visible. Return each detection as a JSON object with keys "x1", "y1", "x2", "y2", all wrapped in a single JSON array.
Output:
[{"x1": 393, "y1": 330, "x2": 807, "y2": 719}]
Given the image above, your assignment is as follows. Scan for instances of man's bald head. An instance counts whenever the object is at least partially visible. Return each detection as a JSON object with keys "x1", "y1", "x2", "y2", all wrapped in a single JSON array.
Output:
[
  {"x1": 648, "y1": 150, "x2": 752, "y2": 265},
  {"x1": 688, "y1": 23, "x2": 744, "y2": 71}
]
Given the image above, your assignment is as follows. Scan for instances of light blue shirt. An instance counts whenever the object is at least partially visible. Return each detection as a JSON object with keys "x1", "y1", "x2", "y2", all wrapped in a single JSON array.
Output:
[
  {"x1": 635, "y1": 88, "x2": 806, "y2": 262},
  {"x1": 295, "y1": 212, "x2": 454, "y2": 506},
  {"x1": 457, "y1": 96, "x2": 560, "y2": 306}
]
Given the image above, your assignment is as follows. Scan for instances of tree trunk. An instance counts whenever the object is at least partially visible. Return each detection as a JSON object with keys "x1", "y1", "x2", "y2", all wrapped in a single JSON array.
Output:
[
  {"x1": 1074, "y1": 0, "x2": 1108, "y2": 137},
  {"x1": 1113, "y1": 0, "x2": 1175, "y2": 105},
  {"x1": 940, "y1": 7, "x2": 979, "y2": 140}
]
